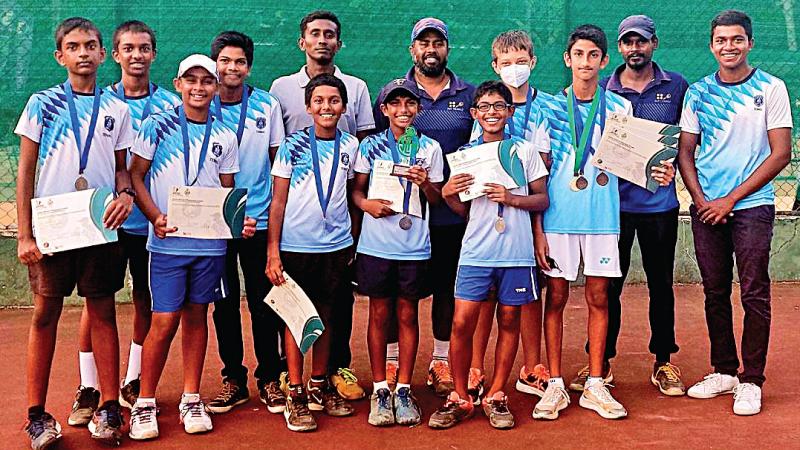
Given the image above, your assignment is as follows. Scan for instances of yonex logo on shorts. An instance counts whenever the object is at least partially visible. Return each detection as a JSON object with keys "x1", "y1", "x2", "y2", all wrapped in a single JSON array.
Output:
[{"x1": 600, "y1": 257, "x2": 611, "y2": 264}]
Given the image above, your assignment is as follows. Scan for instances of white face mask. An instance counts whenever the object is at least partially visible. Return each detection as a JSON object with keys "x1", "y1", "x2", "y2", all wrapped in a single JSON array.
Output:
[{"x1": 499, "y1": 64, "x2": 531, "y2": 88}]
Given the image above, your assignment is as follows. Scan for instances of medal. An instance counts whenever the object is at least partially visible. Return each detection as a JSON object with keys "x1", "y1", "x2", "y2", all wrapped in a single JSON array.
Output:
[
  {"x1": 64, "y1": 80, "x2": 101, "y2": 192},
  {"x1": 570, "y1": 175, "x2": 588, "y2": 191},
  {"x1": 310, "y1": 127, "x2": 341, "y2": 231},
  {"x1": 75, "y1": 175, "x2": 89, "y2": 191},
  {"x1": 399, "y1": 215, "x2": 412, "y2": 230},
  {"x1": 494, "y1": 217, "x2": 506, "y2": 233},
  {"x1": 596, "y1": 171, "x2": 609, "y2": 186},
  {"x1": 566, "y1": 86, "x2": 606, "y2": 191}
]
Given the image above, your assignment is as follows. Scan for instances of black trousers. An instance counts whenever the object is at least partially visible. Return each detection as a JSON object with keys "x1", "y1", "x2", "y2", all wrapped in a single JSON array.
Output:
[
  {"x1": 585, "y1": 208, "x2": 680, "y2": 362},
  {"x1": 327, "y1": 263, "x2": 356, "y2": 374},
  {"x1": 429, "y1": 223, "x2": 467, "y2": 341},
  {"x1": 212, "y1": 230, "x2": 286, "y2": 387}
]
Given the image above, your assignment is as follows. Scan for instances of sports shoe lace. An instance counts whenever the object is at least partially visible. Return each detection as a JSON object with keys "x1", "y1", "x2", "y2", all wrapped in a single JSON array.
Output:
[
  {"x1": 576, "y1": 365, "x2": 590, "y2": 378},
  {"x1": 589, "y1": 383, "x2": 617, "y2": 404},
  {"x1": 292, "y1": 398, "x2": 312, "y2": 417},
  {"x1": 132, "y1": 405, "x2": 155, "y2": 426},
  {"x1": 377, "y1": 389, "x2": 392, "y2": 409},
  {"x1": 490, "y1": 396, "x2": 509, "y2": 414},
  {"x1": 698, "y1": 373, "x2": 723, "y2": 389},
  {"x1": 266, "y1": 382, "x2": 283, "y2": 400},
  {"x1": 733, "y1": 383, "x2": 757, "y2": 401},
  {"x1": 432, "y1": 360, "x2": 453, "y2": 383},
  {"x1": 658, "y1": 364, "x2": 682, "y2": 383},
  {"x1": 541, "y1": 385, "x2": 565, "y2": 406},
  {"x1": 337, "y1": 368, "x2": 358, "y2": 384},
  {"x1": 103, "y1": 404, "x2": 122, "y2": 428},
  {"x1": 24, "y1": 415, "x2": 49, "y2": 438},
  {"x1": 180, "y1": 401, "x2": 205, "y2": 420},
  {"x1": 213, "y1": 382, "x2": 236, "y2": 402}
]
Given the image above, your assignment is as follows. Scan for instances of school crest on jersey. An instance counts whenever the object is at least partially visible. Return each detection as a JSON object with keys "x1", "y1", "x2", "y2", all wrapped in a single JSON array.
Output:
[
  {"x1": 340, "y1": 152, "x2": 350, "y2": 166},
  {"x1": 256, "y1": 117, "x2": 267, "y2": 130},
  {"x1": 104, "y1": 116, "x2": 115, "y2": 131},
  {"x1": 212, "y1": 142, "x2": 223, "y2": 157},
  {"x1": 753, "y1": 95, "x2": 764, "y2": 109}
]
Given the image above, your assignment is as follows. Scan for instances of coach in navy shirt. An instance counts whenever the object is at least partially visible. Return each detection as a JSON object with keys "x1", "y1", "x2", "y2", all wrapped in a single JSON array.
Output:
[{"x1": 589, "y1": 15, "x2": 689, "y2": 396}]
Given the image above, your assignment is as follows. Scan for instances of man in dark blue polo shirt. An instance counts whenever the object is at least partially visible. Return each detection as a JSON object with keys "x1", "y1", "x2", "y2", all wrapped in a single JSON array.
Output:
[
  {"x1": 373, "y1": 17, "x2": 475, "y2": 397},
  {"x1": 571, "y1": 15, "x2": 689, "y2": 397}
]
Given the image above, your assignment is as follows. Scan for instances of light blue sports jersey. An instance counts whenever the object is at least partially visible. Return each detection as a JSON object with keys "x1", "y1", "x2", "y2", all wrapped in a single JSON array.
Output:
[
  {"x1": 458, "y1": 136, "x2": 548, "y2": 267},
  {"x1": 542, "y1": 88, "x2": 632, "y2": 234},
  {"x1": 15, "y1": 84, "x2": 135, "y2": 198},
  {"x1": 214, "y1": 86, "x2": 285, "y2": 230},
  {"x1": 132, "y1": 108, "x2": 239, "y2": 256},
  {"x1": 272, "y1": 128, "x2": 358, "y2": 253},
  {"x1": 680, "y1": 69, "x2": 793, "y2": 210},
  {"x1": 110, "y1": 83, "x2": 182, "y2": 235},
  {"x1": 469, "y1": 87, "x2": 557, "y2": 144},
  {"x1": 353, "y1": 130, "x2": 444, "y2": 260}
]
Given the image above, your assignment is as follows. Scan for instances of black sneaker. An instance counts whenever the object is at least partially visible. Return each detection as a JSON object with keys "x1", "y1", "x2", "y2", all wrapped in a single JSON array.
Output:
[
  {"x1": 205, "y1": 380, "x2": 249, "y2": 414},
  {"x1": 119, "y1": 378, "x2": 140, "y2": 409},
  {"x1": 307, "y1": 379, "x2": 354, "y2": 417},
  {"x1": 259, "y1": 381, "x2": 286, "y2": 414},
  {"x1": 284, "y1": 385, "x2": 316, "y2": 432},
  {"x1": 68, "y1": 386, "x2": 100, "y2": 426},
  {"x1": 25, "y1": 412, "x2": 62, "y2": 450},
  {"x1": 89, "y1": 401, "x2": 124, "y2": 446}
]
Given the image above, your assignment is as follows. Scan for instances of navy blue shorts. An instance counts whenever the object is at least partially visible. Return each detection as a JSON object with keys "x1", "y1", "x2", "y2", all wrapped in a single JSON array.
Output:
[
  {"x1": 355, "y1": 253, "x2": 431, "y2": 300},
  {"x1": 149, "y1": 253, "x2": 227, "y2": 313},
  {"x1": 455, "y1": 265, "x2": 538, "y2": 306}
]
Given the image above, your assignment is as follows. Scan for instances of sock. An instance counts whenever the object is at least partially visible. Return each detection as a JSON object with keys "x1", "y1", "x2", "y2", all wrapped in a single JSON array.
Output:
[
  {"x1": 310, "y1": 376, "x2": 326, "y2": 385},
  {"x1": 586, "y1": 376, "x2": 603, "y2": 387},
  {"x1": 79, "y1": 351, "x2": 99, "y2": 389},
  {"x1": 432, "y1": 339, "x2": 449, "y2": 361},
  {"x1": 386, "y1": 343, "x2": 399, "y2": 361},
  {"x1": 373, "y1": 380, "x2": 389, "y2": 392},
  {"x1": 124, "y1": 342, "x2": 143, "y2": 384},
  {"x1": 181, "y1": 393, "x2": 200, "y2": 404},
  {"x1": 135, "y1": 397, "x2": 156, "y2": 407},
  {"x1": 549, "y1": 377, "x2": 565, "y2": 389},
  {"x1": 395, "y1": 382, "x2": 410, "y2": 392},
  {"x1": 28, "y1": 405, "x2": 45, "y2": 419}
]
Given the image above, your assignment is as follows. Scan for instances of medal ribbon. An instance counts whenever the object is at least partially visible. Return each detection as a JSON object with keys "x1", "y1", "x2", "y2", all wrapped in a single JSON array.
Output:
[
  {"x1": 507, "y1": 87, "x2": 533, "y2": 138},
  {"x1": 115, "y1": 82, "x2": 155, "y2": 121},
  {"x1": 64, "y1": 80, "x2": 101, "y2": 176},
  {"x1": 213, "y1": 85, "x2": 250, "y2": 145},
  {"x1": 567, "y1": 86, "x2": 605, "y2": 176},
  {"x1": 386, "y1": 128, "x2": 420, "y2": 217},
  {"x1": 179, "y1": 106, "x2": 213, "y2": 186},
  {"x1": 309, "y1": 127, "x2": 341, "y2": 222}
]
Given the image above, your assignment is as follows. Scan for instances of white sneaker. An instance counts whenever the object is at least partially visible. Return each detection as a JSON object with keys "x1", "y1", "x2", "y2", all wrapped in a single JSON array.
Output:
[
  {"x1": 579, "y1": 381, "x2": 627, "y2": 419},
  {"x1": 732, "y1": 383, "x2": 762, "y2": 416},
  {"x1": 532, "y1": 383, "x2": 570, "y2": 420},
  {"x1": 129, "y1": 401, "x2": 159, "y2": 440},
  {"x1": 179, "y1": 394, "x2": 213, "y2": 434},
  {"x1": 687, "y1": 373, "x2": 739, "y2": 399}
]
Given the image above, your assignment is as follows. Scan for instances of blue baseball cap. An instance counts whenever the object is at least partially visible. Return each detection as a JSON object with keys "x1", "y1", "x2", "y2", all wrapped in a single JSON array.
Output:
[
  {"x1": 411, "y1": 17, "x2": 449, "y2": 42},
  {"x1": 618, "y1": 15, "x2": 656, "y2": 41}
]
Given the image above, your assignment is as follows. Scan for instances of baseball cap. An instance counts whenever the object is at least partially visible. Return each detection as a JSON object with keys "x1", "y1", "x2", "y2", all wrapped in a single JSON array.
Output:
[
  {"x1": 176, "y1": 54, "x2": 219, "y2": 82},
  {"x1": 411, "y1": 17, "x2": 448, "y2": 42},
  {"x1": 618, "y1": 15, "x2": 656, "y2": 41},
  {"x1": 378, "y1": 78, "x2": 421, "y2": 105}
]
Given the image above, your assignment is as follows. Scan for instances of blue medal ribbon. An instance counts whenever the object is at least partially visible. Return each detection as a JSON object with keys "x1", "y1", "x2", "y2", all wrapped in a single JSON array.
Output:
[
  {"x1": 213, "y1": 85, "x2": 250, "y2": 146},
  {"x1": 385, "y1": 129, "x2": 420, "y2": 217},
  {"x1": 114, "y1": 81, "x2": 155, "y2": 121},
  {"x1": 63, "y1": 80, "x2": 101, "y2": 176},
  {"x1": 309, "y1": 127, "x2": 341, "y2": 223},
  {"x1": 507, "y1": 87, "x2": 534, "y2": 138},
  {"x1": 178, "y1": 106, "x2": 213, "y2": 186}
]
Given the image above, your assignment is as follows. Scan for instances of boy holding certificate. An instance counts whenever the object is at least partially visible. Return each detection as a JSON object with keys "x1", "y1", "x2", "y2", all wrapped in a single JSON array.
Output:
[
  {"x1": 532, "y1": 24, "x2": 632, "y2": 421},
  {"x1": 266, "y1": 74, "x2": 359, "y2": 432},
  {"x1": 72, "y1": 20, "x2": 182, "y2": 417},
  {"x1": 127, "y1": 54, "x2": 247, "y2": 440},
  {"x1": 16, "y1": 17, "x2": 135, "y2": 449},
  {"x1": 429, "y1": 81, "x2": 548, "y2": 430},
  {"x1": 351, "y1": 79, "x2": 443, "y2": 427}
]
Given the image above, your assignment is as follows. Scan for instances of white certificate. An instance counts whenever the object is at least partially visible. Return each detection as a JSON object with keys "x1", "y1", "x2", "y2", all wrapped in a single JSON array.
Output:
[
  {"x1": 593, "y1": 122, "x2": 678, "y2": 193},
  {"x1": 446, "y1": 141, "x2": 526, "y2": 202},
  {"x1": 607, "y1": 112, "x2": 681, "y2": 146},
  {"x1": 31, "y1": 187, "x2": 118, "y2": 253},
  {"x1": 367, "y1": 159, "x2": 423, "y2": 217},
  {"x1": 167, "y1": 186, "x2": 247, "y2": 239},
  {"x1": 264, "y1": 272, "x2": 324, "y2": 354}
]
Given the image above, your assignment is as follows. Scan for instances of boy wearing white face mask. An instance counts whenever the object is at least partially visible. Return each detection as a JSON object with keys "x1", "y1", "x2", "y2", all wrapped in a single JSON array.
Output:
[{"x1": 466, "y1": 30, "x2": 557, "y2": 406}]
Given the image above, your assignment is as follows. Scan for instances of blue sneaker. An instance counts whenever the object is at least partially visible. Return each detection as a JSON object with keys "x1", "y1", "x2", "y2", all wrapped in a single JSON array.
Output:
[
  {"x1": 368, "y1": 388, "x2": 394, "y2": 426},
  {"x1": 393, "y1": 387, "x2": 422, "y2": 426}
]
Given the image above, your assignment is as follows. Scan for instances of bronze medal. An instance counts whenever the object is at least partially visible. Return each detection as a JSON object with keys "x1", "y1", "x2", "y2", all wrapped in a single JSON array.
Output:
[
  {"x1": 494, "y1": 217, "x2": 506, "y2": 234},
  {"x1": 575, "y1": 175, "x2": 588, "y2": 190},
  {"x1": 596, "y1": 171, "x2": 609, "y2": 186},
  {"x1": 75, "y1": 175, "x2": 88, "y2": 191}
]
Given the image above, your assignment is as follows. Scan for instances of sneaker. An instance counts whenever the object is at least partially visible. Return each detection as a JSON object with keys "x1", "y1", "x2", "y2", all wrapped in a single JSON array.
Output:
[
  {"x1": 467, "y1": 368, "x2": 485, "y2": 406},
  {"x1": 88, "y1": 402, "x2": 124, "y2": 445},
  {"x1": 259, "y1": 381, "x2": 287, "y2": 414},
  {"x1": 179, "y1": 395, "x2": 213, "y2": 434},
  {"x1": 651, "y1": 362, "x2": 686, "y2": 396},
  {"x1": 428, "y1": 392, "x2": 474, "y2": 429},
  {"x1": 532, "y1": 383, "x2": 570, "y2": 420},
  {"x1": 482, "y1": 391, "x2": 514, "y2": 429},
  {"x1": 516, "y1": 364, "x2": 550, "y2": 397},
  {"x1": 67, "y1": 386, "x2": 100, "y2": 426},
  {"x1": 307, "y1": 379, "x2": 354, "y2": 416},
  {"x1": 129, "y1": 401, "x2": 159, "y2": 440},
  {"x1": 284, "y1": 386, "x2": 317, "y2": 432},
  {"x1": 393, "y1": 387, "x2": 422, "y2": 426},
  {"x1": 119, "y1": 378, "x2": 140, "y2": 409},
  {"x1": 569, "y1": 363, "x2": 613, "y2": 392},
  {"x1": 330, "y1": 367, "x2": 366, "y2": 400},
  {"x1": 205, "y1": 380, "x2": 249, "y2": 413},
  {"x1": 579, "y1": 381, "x2": 627, "y2": 419},
  {"x1": 279, "y1": 371, "x2": 290, "y2": 396},
  {"x1": 733, "y1": 383, "x2": 762, "y2": 416},
  {"x1": 386, "y1": 360, "x2": 399, "y2": 390},
  {"x1": 687, "y1": 373, "x2": 739, "y2": 399},
  {"x1": 368, "y1": 388, "x2": 395, "y2": 427},
  {"x1": 25, "y1": 412, "x2": 62, "y2": 450},
  {"x1": 427, "y1": 359, "x2": 455, "y2": 398}
]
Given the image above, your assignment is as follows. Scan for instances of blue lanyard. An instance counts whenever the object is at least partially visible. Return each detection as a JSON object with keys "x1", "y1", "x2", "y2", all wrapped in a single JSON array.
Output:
[
  {"x1": 213, "y1": 85, "x2": 249, "y2": 146},
  {"x1": 115, "y1": 82, "x2": 155, "y2": 121},
  {"x1": 568, "y1": 86, "x2": 606, "y2": 176},
  {"x1": 63, "y1": 81, "x2": 101, "y2": 175},
  {"x1": 309, "y1": 127, "x2": 341, "y2": 220},
  {"x1": 385, "y1": 129, "x2": 419, "y2": 216},
  {"x1": 507, "y1": 87, "x2": 533, "y2": 138},
  {"x1": 178, "y1": 107, "x2": 213, "y2": 186}
]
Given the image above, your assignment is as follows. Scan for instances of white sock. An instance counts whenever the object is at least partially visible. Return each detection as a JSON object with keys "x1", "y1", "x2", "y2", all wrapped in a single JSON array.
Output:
[
  {"x1": 79, "y1": 351, "x2": 99, "y2": 389},
  {"x1": 373, "y1": 381, "x2": 390, "y2": 392},
  {"x1": 124, "y1": 342, "x2": 143, "y2": 384},
  {"x1": 386, "y1": 343, "x2": 399, "y2": 361},
  {"x1": 585, "y1": 376, "x2": 603, "y2": 387},
  {"x1": 549, "y1": 377, "x2": 565, "y2": 389},
  {"x1": 432, "y1": 339, "x2": 449, "y2": 361},
  {"x1": 135, "y1": 397, "x2": 156, "y2": 407},
  {"x1": 181, "y1": 393, "x2": 201, "y2": 404},
  {"x1": 395, "y1": 382, "x2": 410, "y2": 392}
]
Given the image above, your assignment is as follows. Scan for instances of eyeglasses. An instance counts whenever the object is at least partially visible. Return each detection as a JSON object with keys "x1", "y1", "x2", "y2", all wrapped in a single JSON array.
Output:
[{"x1": 474, "y1": 102, "x2": 510, "y2": 112}]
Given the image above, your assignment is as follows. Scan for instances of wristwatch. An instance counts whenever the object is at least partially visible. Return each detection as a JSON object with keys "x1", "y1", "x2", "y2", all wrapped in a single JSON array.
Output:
[{"x1": 117, "y1": 187, "x2": 136, "y2": 199}]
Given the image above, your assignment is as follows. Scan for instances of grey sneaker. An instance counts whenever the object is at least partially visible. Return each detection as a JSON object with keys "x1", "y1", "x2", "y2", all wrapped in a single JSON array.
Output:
[
  {"x1": 284, "y1": 386, "x2": 317, "y2": 432},
  {"x1": 651, "y1": 362, "x2": 686, "y2": 396},
  {"x1": 569, "y1": 363, "x2": 613, "y2": 392},
  {"x1": 428, "y1": 392, "x2": 474, "y2": 429},
  {"x1": 393, "y1": 387, "x2": 422, "y2": 426},
  {"x1": 368, "y1": 388, "x2": 395, "y2": 426},
  {"x1": 88, "y1": 402, "x2": 124, "y2": 445},
  {"x1": 67, "y1": 386, "x2": 100, "y2": 426},
  {"x1": 25, "y1": 412, "x2": 62, "y2": 450},
  {"x1": 482, "y1": 391, "x2": 514, "y2": 429}
]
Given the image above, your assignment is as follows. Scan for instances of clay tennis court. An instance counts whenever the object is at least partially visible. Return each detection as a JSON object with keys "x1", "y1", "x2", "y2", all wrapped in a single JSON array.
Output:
[{"x1": 2, "y1": 283, "x2": 798, "y2": 449}]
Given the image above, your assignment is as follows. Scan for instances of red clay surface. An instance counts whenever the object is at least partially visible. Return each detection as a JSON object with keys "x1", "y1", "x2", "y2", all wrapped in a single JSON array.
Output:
[{"x1": 2, "y1": 283, "x2": 799, "y2": 449}]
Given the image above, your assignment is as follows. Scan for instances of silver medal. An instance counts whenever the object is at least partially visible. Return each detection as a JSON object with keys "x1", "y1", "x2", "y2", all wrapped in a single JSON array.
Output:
[{"x1": 399, "y1": 215, "x2": 412, "y2": 230}]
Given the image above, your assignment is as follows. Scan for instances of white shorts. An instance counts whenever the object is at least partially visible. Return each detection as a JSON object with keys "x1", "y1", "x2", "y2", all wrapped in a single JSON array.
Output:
[{"x1": 542, "y1": 233, "x2": 621, "y2": 281}]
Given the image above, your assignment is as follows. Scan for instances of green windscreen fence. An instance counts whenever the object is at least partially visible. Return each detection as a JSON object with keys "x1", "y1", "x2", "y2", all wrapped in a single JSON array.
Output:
[{"x1": 1, "y1": 0, "x2": 799, "y2": 235}]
